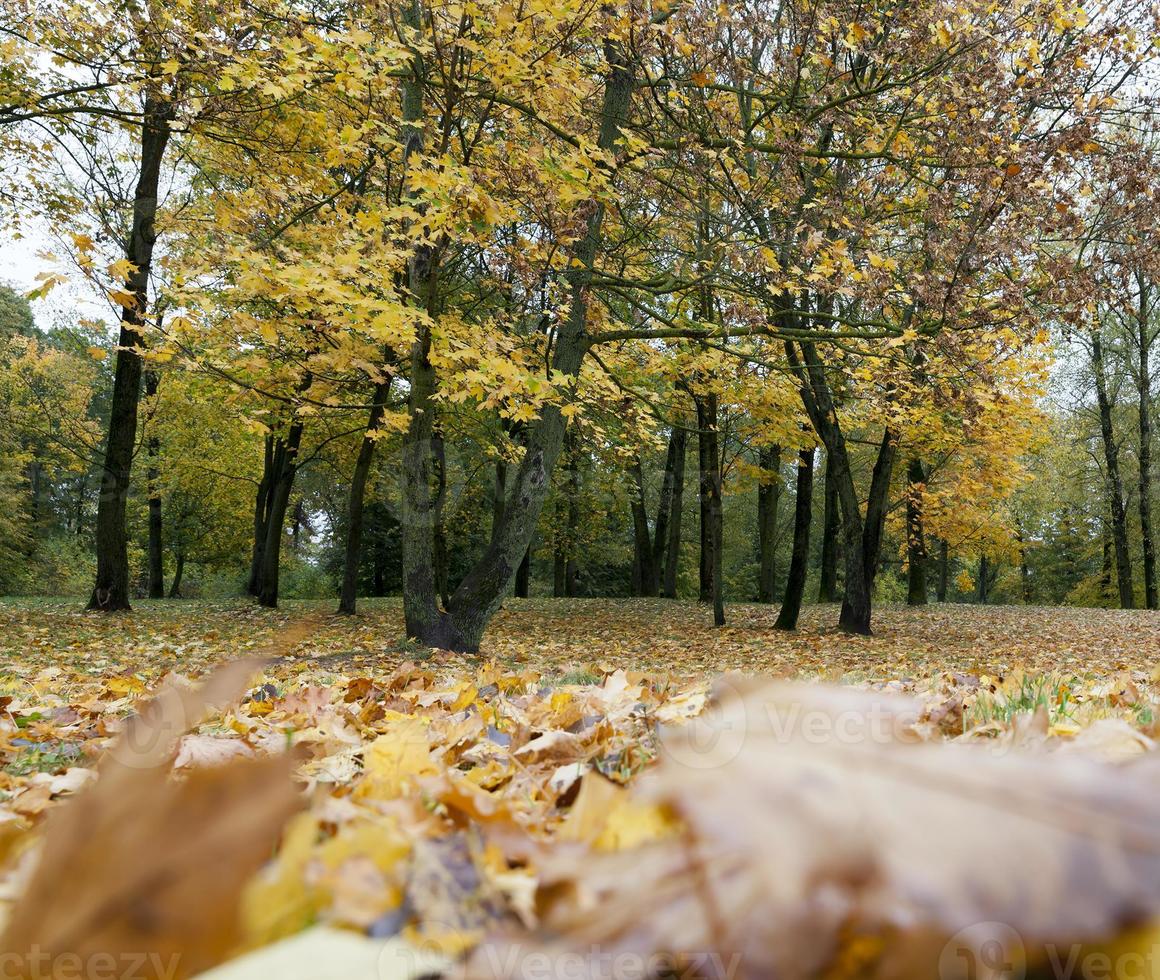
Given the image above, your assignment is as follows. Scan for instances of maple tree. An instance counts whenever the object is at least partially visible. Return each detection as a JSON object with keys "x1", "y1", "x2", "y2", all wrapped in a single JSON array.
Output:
[{"x1": 0, "y1": 0, "x2": 1157, "y2": 639}]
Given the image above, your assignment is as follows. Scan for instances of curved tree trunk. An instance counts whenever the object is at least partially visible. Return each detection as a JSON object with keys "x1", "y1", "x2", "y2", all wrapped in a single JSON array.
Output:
[
  {"x1": 88, "y1": 97, "x2": 172, "y2": 612},
  {"x1": 168, "y1": 551, "x2": 184, "y2": 599},
  {"x1": 774, "y1": 446, "x2": 813, "y2": 631},
  {"x1": 338, "y1": 379, "x2": 390, "y2": 615},
  {"x1": 401, "y1": 34, "x2": 635, "y2": 651}
]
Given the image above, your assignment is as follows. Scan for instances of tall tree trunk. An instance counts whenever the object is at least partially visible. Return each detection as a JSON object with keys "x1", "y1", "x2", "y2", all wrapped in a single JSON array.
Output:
[
  {"x1": 432, "y1": 428, "x2": 450, "y2": 608},
  {"x1": 554, "y1": 437, "x2": 581, "y2": 597},
  {"x1": 662, "y1": 428, "x2": 685, "y2": 599},
  {"x1": 977, "y1": 554, "x2": 989, "y2": 605},
  {"x1": 787, "y1": 336, "x2": 897, "y2": 635},
  {"x1": 818, "y1": 452, "x2": 840, "y2": 602},
  {"x1": 1136, "y1": 280, "x2": 1157, "y2": 609},
  {"x1": 1092, "y1": 329, "x2": 1135, "y2": 608},
  {"x1": 338, "y1": 379, "x2": 391, "y2": 615},
  {"x1": 256, "y1": 422, "x2": 304, "y2": 608},
  {"x1": 168, "y1": 551, "x2": 184, "y2": 599},
  {"x1": 649, "y1": 428, "x2": 681, "y2": 590},
  {"x1": 401, "y1": 34, "x2": 635, "y2": 651},
  {"x1": 695, "y1": 395, "x2": 714, "y2": 604},
  {"x1": 88, "y1": 97, "x2": 171, "y2": 612},
  {"x1": 248, "y1": 436, "x2": 274, "y2": 597},
  {"x1": 629, "y1": 458, "x2": 657, "y2": 596},
  {"x1": 144, "y1": 369, "x2": 164, "y2": 599},
  {"x1": 905, "y1": 457, "x2": 928, "y2": 607},
  {"x1": 757, "y1": 444, "x2": 782, "y2": 602},
  {"x1": 774, "y1": 446, "x2": 814, "y2": 630},
  {"x1": 705, "y1": 393, "x2": 725, "y2": 626},
  {"x1": 936, "y1": 538, "x2": 949, "y2": 602}
]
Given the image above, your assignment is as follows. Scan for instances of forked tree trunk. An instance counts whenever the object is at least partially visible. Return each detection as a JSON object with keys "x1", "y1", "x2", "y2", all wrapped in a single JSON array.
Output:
[
  {"x1": 1092, "y1": 329, "x2": 1135, "y2": 608},
  {"x1": 757, "y1": 444, "x2": 782, "y2": 603},
  {"x1": 338, "y1": 379, "x2": 391, "y2": 615},
  {"x1": 786, "y1": 337, "x2": 897, "y2": 635},
  {"x1": 400, "y1": 33, "x2": 635, "y2": 651},
  {"x1": 88, "y1": 97, "x2": 172, "y2": 612},
  {"x1": 256, "y1": 423, "x2": 304, "y2": 609},
  {"x1": 818, "y1": 452, "x2": 840, "y2": 602},
  {"x1": 774, "y1": 446, "x2": 813, "y2": 631},
  {"x1": 905, "y1": 457, "x2": 928, "y2": 607},
  {"x1": 249, "y1": 420, "x2": 304, "y2": 608}
]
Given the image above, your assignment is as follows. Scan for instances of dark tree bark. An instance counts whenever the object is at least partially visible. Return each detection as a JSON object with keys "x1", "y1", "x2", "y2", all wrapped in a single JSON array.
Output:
[
  {"x1": 818, "y1": 452, "x2": 840, "y2": 602},
  {"x1": 432, "y1": 428, "x2": 450, "y2": 608},
  {"x1": 553, "y1": 437, "x2": 581, "y2": 597},
  {"x1": 143, "y1": 369, "x2": 164, "y2": 599},
  {"x1": 757, "y1": 444, "x2": 782, "y2": 603},
  {"x1": 936, "y1": 538, "x2": 949, "y2": 602},
  {"x1": 88, "y1": 97, "x2": 172, "y2": 612},
  {"x1": 514, "y1": 547, "x2": 531, "y2": 598},
  {"x1": 905, "y1": 457, "x2": 928, "y2": 607},
  {"x1": 256, "y1": 421, "x2": 304, "y2": 608},
  {"x1": 168, "y1": 551, "x2": 184, "y2": 598},
  {"x1": 775, "y1": 446, "x2": 814, "y2": 631},
  {"x1": 1101, "y1": 524, "x2": 1114, "y2": 603},
  {"x1": 629, "y1": 458, "x2": 657, "y2": 596},
  {"x1": 248, "y1": 435, "x2": 274, "y2": 597},
  {"x1": 786, "y1": 337, "x2": 897, "y2": 635},
  {"x1": 1092, "y1": 329, "x2": 1135, "y2": 608},
  {"x1": 400, "y1": 33, "x2": 635, "y2": 651},
  {"x1": 338, "y1": 379, "x2": 391, "y2": 615},
  {"x1": 696, "y1": 398, "x2": 712, "y2": 604},
  {"x1": 662, "y1": 428, "x2": 686, "y2": 599},
  {"x1": 1135, "y1": 277, "x2": 1157, "y2": 609},
  {"x1": 694, "y1": 394, "x2": 725, "y2": 624},
  {"x1": 977, "y1": 554, "x2": 990, "y2": 605}
]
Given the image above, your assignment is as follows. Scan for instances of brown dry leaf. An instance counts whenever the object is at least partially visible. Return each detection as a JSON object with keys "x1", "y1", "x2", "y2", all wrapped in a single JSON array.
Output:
[
  {"x1": 1, "y1": 660, "x2": 303, "y2": 980},
  {"x1": 465, "y1": 678, "x2": 1160, "y2": 980}
]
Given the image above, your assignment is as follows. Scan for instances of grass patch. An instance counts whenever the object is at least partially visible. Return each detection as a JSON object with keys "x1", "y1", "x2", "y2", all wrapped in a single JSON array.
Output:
[{"x1": 966, "y1": 672, "x2": 1079, "y2": 729}]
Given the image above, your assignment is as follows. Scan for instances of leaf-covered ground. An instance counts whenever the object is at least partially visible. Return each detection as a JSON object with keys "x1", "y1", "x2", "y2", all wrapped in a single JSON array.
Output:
[{"x1": 1, "y1": 598, "x2": 1159, "y2": 978}]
